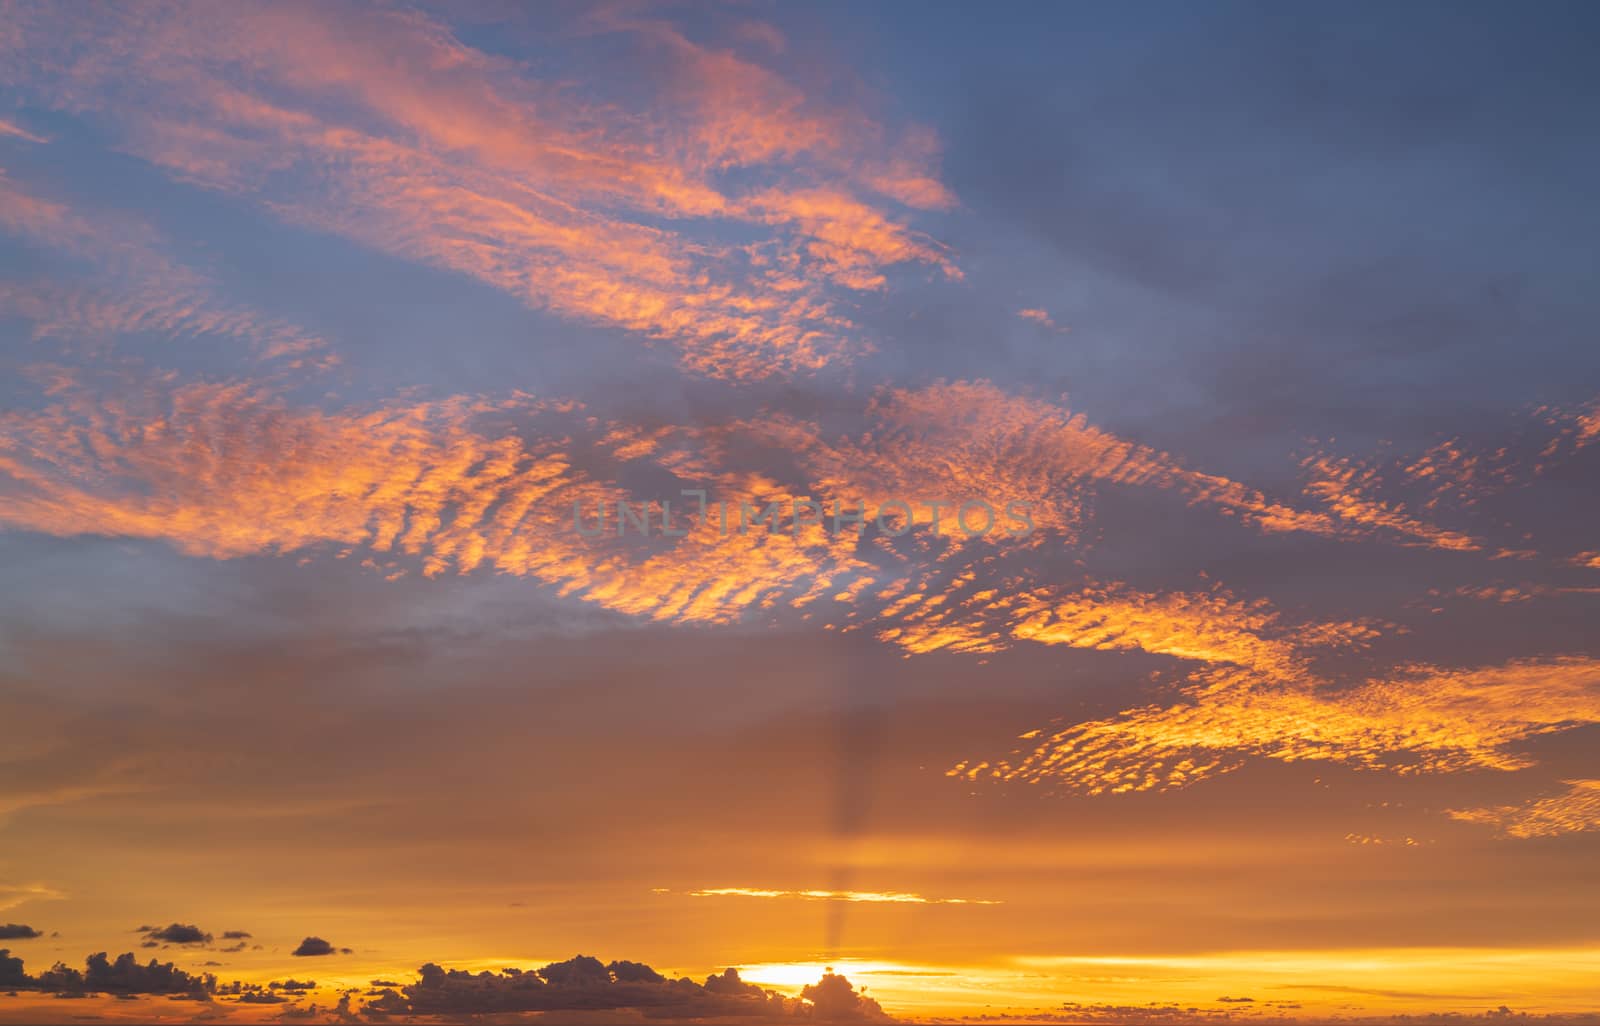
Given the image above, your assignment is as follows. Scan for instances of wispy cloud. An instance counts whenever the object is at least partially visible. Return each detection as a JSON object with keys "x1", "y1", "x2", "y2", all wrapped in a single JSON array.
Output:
[
  {"x1": 0, "y1": 169, "x2": 332, "y2": 367},
  {"x1": 1449, "y1": 779, "x2": 1600, "y2": 838},
  {"x1": 1017, "y1": 307, "x2": 1065, "y2": 332},
  {"x1": 0, "y1": 117, "x2": 48, "y2": 144},
  {"x1": 1, "y1": 2, "x2": 957, "y2": 380},
  {"x1": 959, "y1": 656, "x2": 1600, "y2": 802},
  {"x1": 684, "y1": 886, "x2": 1000, "y2": 905},
  {"x1": 0, "y1": 883, "x2": 64, "y2": 914}
]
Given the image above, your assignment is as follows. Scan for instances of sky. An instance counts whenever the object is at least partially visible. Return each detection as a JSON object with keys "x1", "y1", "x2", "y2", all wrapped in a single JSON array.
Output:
[{"x1": 1, "y1": 1, "x2": 1599, "y2": 1023}]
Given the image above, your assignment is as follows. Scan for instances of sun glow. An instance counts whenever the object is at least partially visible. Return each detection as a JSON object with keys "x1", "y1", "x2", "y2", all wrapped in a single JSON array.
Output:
[{"x1": 736, "y1": 961, "x2": 915, "y2": 989}]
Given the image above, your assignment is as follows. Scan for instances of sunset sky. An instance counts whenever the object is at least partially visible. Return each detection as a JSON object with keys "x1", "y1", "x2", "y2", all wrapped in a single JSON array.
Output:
[{"x1": 2, "y1": 1, "x2": 1600, "y2": 1023}]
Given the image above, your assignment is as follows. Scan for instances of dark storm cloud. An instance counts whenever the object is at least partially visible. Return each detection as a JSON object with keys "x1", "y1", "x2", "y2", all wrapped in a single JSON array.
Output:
[
  {"x1": 277, "y1": 992, "x2": 359, "y2": 1022},
  {"x1": 799, "y1": 971, "x2": 893, "y2": 1022},
  {"x1": 364, "y1": 955, "x2": 888, "y2": 1021},
  {"x1": 0, "y1": 926, "x2": 42, "y2": 941},
  {"x1": 0, "y1": 950, "x2": 319, "y2": 1004},
  {"x1": 0, "y1": 950, "x2": 26, "y2": 988},
  {"x1": 31, "y1": 952, "x2": 215, "y2": 997},
  {"x1": 136, "y1": 923, "x2": 212, "y2": 946},
  {"x1": 608, "y1": 959, "x2": 666, "y2": 984},
  {"x1": 291, "y1": 937, "x2": 340, "y2": 957},
  {"x1": 236, "y1": 991, "x2": 287, "y2": 1004}
]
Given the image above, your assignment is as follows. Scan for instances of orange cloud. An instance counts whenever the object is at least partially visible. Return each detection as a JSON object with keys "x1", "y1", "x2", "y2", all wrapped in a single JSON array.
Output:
[
  {"x1": 1449, "y1": 779, "x2": 1600, "y2": 838},
  {"x1": 1399, "y1": 438, "x2": 1517, "y2": 507},
  {"x1": 1301, "y1": 453, "x2": 1482, "y2": 552},
  {"x1": 1017, "y1": 307, "x2": 1064, "y2": 331},
  {"x1": 1293, "y1": 393, "x2": 1600, "y2": 562},
  {"x1": 0, "y1": 376, "x2": 1394, "y2": 646},
  {"x1": 957, "y1": 656, "x2": 1600, "y2": 799},
  {"x1": 0, "y1": 116, "x2": 47, "y2": 144},
  {"x1": 4, "y1": 372, "x2": 1596, "y2": 844},
  {"x1": 1536, "y1": 396, "x2": 1600, "y2": 465},
  {"x1": 778, "y1": 381, "x2": 1338, "y2": 544},
  {"x1": 685, "y1": 887, "x2": 999, "y2": 905},
  {"x1": 1, "y1": 2, "x2": 956, "y2": 379},
  {"x1": 0, "y1": 378, "x2": 877, "y2": 626},
  {"x1": 1003, "y1": 582, "x2": 1374, "y2": 676}
]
